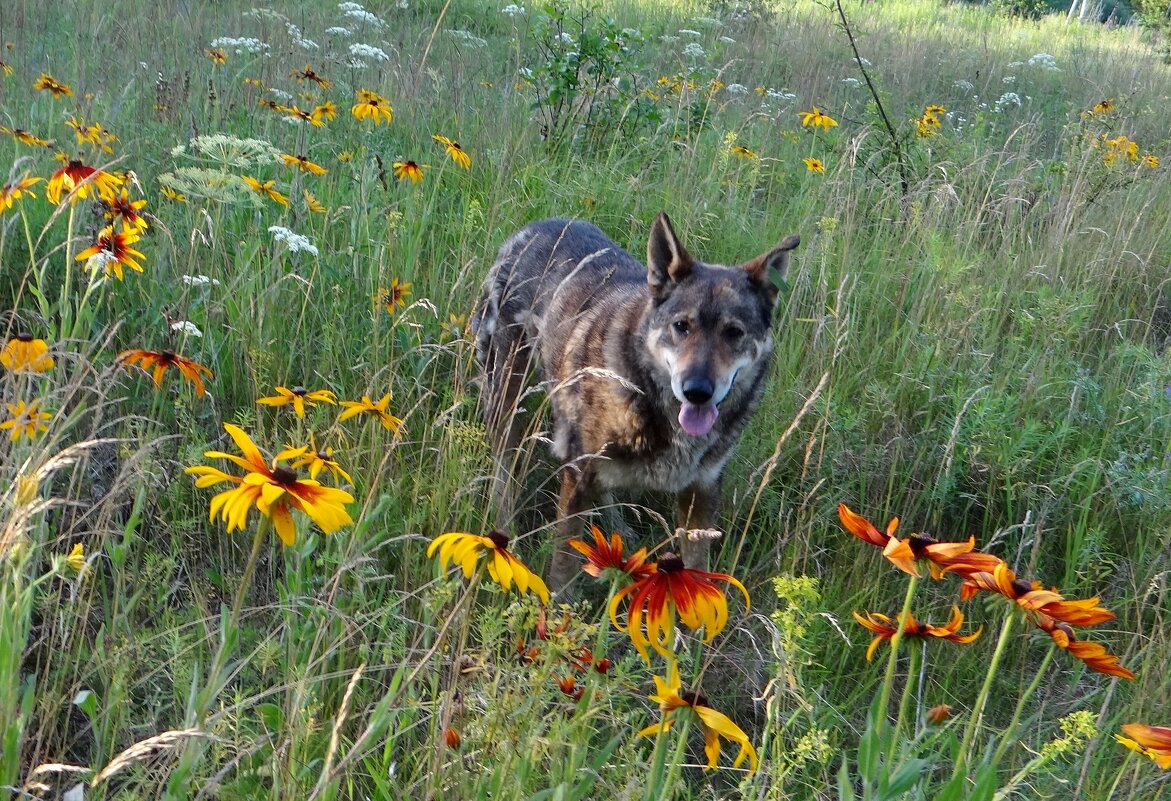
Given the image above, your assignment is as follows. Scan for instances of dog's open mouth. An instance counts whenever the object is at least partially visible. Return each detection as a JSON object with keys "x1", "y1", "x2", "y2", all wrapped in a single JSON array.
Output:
[{"x1": 678, "y1": 401, "x2": 718, "y2": 437}]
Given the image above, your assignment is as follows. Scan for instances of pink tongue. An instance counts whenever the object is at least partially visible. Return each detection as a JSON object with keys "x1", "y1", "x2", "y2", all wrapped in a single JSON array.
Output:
[{"x1": 679, "y1": 402, "x2": 718, "y2": 437}]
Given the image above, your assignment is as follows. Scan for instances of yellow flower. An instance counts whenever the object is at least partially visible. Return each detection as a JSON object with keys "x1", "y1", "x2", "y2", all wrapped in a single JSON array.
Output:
[
  {"x1": 0, "y1": 176, "x2": 42, "y2": 213},
  {"x1": 280, "y1": 153, "x2": 328, "y2": 175},
  {"x1": 1116, "y1": 724, "x2": 1171, "y2": 769},
  {"x1": 432, "y1": 134, "x2": 472, "y2": 169},
  {"x1": 290, "y1": 65, "x2": 331, "y2": 89},
  {"x1": 283, "y1": 105, "x2": 326, "y2": 127},
  {"x1": 66, "y1": 543, "x2": 85, "y2": 573},
  {"x1": 427, "y1": 530, "x2": 550, "y2": 604},
  {"x1": 337, "y1": 394, "x2": 403, "y2": 431},
  {"x1": 286, "y1": 433, "x2": 353, "y2": 485},
  {"x1": 799, "y1": 106, "x2": 838, "y2": 130},
  {"x1": 392, "y1": 161, "x2": 427, "y2": 183},
  {"x1": 803, "y1": 157, "x2": 825, "y2": 174},
  {"x1": 312, "y1": 101, "x2": 337, "y2": 124},
  {"x1": 853, "y1": 607, "x2": 982, "y2": 661},
  {"x1": 637, "y1": 663, "x2": 758, "y2": 774},
  {"x1": 118, "y1": 349, "x2": 213, "y2": 397},
  {"x1": 1, "y1": 400, "x2": 52, "y2": 441},
  {"x1": 257, "y1": 386, "x2": 337, "y2": 418},
  {"x1": 185, "y1": 424, "x2": 355, "y2": 546},
  {"x1": 33, "y1": 72, "x2": 72, "y2": 98},
  {"x1": 0, "y1": 125, "x2": 52, "y2": 147},
  {"x1": 1143, "y1": 153, "x2": 1159, "y2": 169},
  {"x1": 377, "y1": 278, "x2": 412, "y2": 313},
  {"x1": 161, "y1": 185, "x2": 187, "y2": 203},
  {"x1": 47, "y1": 159, "x2": 120, "y2": 205},
  {"x1": 440, "y1": 312, "x2": 468, "y2": 341},
  {"x1": 76, "y1": 226, "x2": 145, "y2": 280},
  {"x1": 1087, "y1": 98, "x2": 1115, "y2": 116},
  {"x1": 241, "y1": 175, "x2": 289, "y2": 206},
  {"x1": 66, "y1": 115, "x2": 117, "y2": 153},
  {"x1": 206, "y1": 48, "x2": 227, "y2": 64},
  {"x1": 103, "y1": 188, "x2": 149, "y2": 232},
  {"x1": 337, "y1": 151, "x2": 354, "y2": 163},
  {"x1": 1, "y1": 335, "x2": 54, "y2": 373},
  {"x1": 352, "y1": 89, "x2": 393, "y2": 124},
  {"x1": 729, "y1": 145, "x2": 758, "y2": 160},
  {"x1": 303, "y1": 189, "x2": 326, "y2": 213}
]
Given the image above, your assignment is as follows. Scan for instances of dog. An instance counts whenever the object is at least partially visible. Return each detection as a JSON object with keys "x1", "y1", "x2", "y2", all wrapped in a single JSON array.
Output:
[{"x1": 474, "y1": 212, "x2": 799, "y2": 590}]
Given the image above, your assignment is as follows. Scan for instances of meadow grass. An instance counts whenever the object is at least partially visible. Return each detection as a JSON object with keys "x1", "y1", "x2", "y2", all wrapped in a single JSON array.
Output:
[{"x1": 2, "y1": 0, "x2": 1171, "y2": 797}]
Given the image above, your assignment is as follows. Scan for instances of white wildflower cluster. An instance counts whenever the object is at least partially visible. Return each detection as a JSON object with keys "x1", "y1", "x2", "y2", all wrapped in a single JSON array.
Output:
[
  {"x1": 397, "y1": 0, "x2": 409, "y2": 8},
  {"x1": 518, "y1": 66, "x2": 534, "y2": 79},
  {"x1": 339, "y1": 2, "x2": 385, "y2": 27},
  {"x1": 659, "y1": 35, "x2": 679, "y2": 44},
  {"x1": 718, "y1": 35, "x2": 735, "y2": 44},
  {"x1": 501, "y1": 4, "x2": 526, "y2": 15},
  {"x1": 269, "y1": 226, "x2": 319, "y2": 257},
  {"x1": 1027, "y1": 52, "x2": 1059, "y2": 71},
  {"x1": 171, "y1": 320, "x2": 204, "y2": 337},
  {"x1": 683, "y1": 42, "x2": 706, "y2": 59},
  {"x1": 181, "y1": 274, "x2": 221, "y2": 287},
  {"x1": 447, "y1": 30, "x2": 488, "y2": 47},
  {"x1": 726, "y1": 83, "x2": 748, "y2": 95},
  {"x1": 841, "y1": 77, "x2": 861, "y2": 87},
  {"x1": 1002, "y1": 75, "x2": 1016, "y2": 84},
  {"x1": 954, "y1": 79, "x2": 974, "y2": 91},
  {"x1": 209, "y1": 36, "x2": 268, "y2": 54},
  {"x1": 854, "y1": 56, "x2": 872, "y2": 67},
  {"x1": 349, "y1": 43, "x2": 390, "y2": 63},
  {"x1": 326, "y1": 26, "x2": 353, "y2": 36},
  {"x1": 768, "y1": 88, "x2": 795, "y2": 101},
  {"x1": 679, "y1": 28, "x2": 702, "y2": 36},
  {"x1": 994, "y1": 91, "x2": 1022, "y2": 112},
  {"x1": 174, "y1": 134, "x2": 282, "y2": 168},
  {"x1": 268, "y1": 88, "x2": 293, "y2": 102},
  {"x1": 286, "y1": 22, "x2": 318, "y2": 50},
  {"x1": 555, "y1": 31, "x2": 575, "y2": 46}
]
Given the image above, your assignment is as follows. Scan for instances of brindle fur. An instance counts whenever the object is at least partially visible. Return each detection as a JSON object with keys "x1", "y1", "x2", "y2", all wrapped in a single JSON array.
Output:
[{"x1": 474, "y1": 212, "x2": 799, "y2": 590}]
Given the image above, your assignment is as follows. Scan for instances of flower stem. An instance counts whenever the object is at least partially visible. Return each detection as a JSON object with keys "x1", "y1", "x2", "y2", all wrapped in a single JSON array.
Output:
[
  {"x1": 879, "y1": 575, "x2": 919, "y2": 766},
  {"x1": 952, "y1": 611, "x2": 1015, "y2": 780},
  {"x1": 990, "y1": 643, "x2": 1055, "y2": 766}
]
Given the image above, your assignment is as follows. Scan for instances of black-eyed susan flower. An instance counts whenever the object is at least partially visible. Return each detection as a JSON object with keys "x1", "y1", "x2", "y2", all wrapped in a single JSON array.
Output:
[
  {"x1": 0, "y1": 125, "x2": 52, "y2": 147},
  {"x1": 241, "y1": 175, "x2": 289, "y2": 206},
  {"x1": 729, "y1": 145, "x2": 757, "y2": 160},
  {"x1": 337, "y1": 150, "x2": 354, "y2": 163},
  {"x1": 1086, "y1": 98, "x2": 1115, "y2": 116},
  {"x1": 638, "y1": 663, "x2": 758, "y2": 774},
  {"x1": 1, "y1": 334, "x2": 54, "y2": 373},
  {"x1": 962, "y1": 562, "x2": 1115, "y2": 627},
  {"x1": 257, "y1": 386, "x2": 337, "y2": 418},
  {"x1": 377, "y1": 279, "x2": 412, "y2": 313},
  {"x1": 352, "y1": 89, "x2": 393, "y2": 124},
  {"x1": 440, "y1": 312, "x2": 468, "y2": 341},
  {"x1": 66, "y1": 115, "x2": 116, "y2": 153},
  {"x1": 1, "y1": 399, "x2": 52, "y2": 441},
  {"x1": 852, "y1": 606, "x2": 982, "y2": 661},
  {"x1": 103, "y1": 188, "x2": 149, "y2": 232},
  {"x1": 803, "y1": 157, "x2": 825, "y2": 174},
  {"x1": 569, "y1": 525, "x2": 654, "y2": 581},
  {"x1": 312, "y1": 101, "x2": 337, "y2": 124},
  {"x1": 286, "y1": 432, "x2": 353, "y2": 485},
  {"x1": 33, "y1": 72, "x2": 72, "y2": 98},
  {"x1": 799, "y1": 106, "x2": 837, "y2": 130},
  {"x1": 609, "y1": 553, "x2": 750, "y2": 662},
  {"x1": 290, "y1": 65, "x2": 331, "y2": 89},
  {"x1": 47, "y1": 159, "x2": 120, "y2": 205},
  {"x1": 337, "y1": 393, "x2": 403, "y2": 431},
  {"x1": 118, "y1": 349, "x2": 213, "y2": 396},
  {"x1": 427, "y1": 529, "x2": 550, "y2": 603},
  {"x1": 76, "y1": 226, "x2": 145, "y2": 280},
  {"x1": 392, "y1": 160, "x2": 426, "y2": 183},
  {"x1": 283, "y1": 105, "x2": 325, "y2": 127},
  {"x1": 432, "y1": 134, "x2": 471, "y2": 169},
  {"x1": 0, "y1": 176, "x2": 41, "y2": 213},
  {"x1": 1116, "y1": 724, "x2": 1171, "y2": 768},
  {"x1": 206, "y1": 48, "x2": 227, "y2": 64},
  {"x1": 185, "y1": 423, "x2": 355, "y2": 546},
  {"x1": 837, "y1": 503, "x2": 918, "y2": 576},
  {"x1": 0, "y1": 59, "x2": 12, "y2": 77},
  {"x1": 161, "y1": 185, "x2": 187, "y2": 203},
  {"x1": 303, "y1": 189, "x2": 326, "y2": 213},
  {"x1": 280, "y1": 153, "x2": 328, "y2": 175},
  {"x1": 1144, "y1": 153, "x2": 1160, "y2": 169},
  {"x1": 66, "y1": 543, "x2": 85, "y2": 573},
  {"x1": 926, "y1": 704, "x2": 953, "y2": 725}
]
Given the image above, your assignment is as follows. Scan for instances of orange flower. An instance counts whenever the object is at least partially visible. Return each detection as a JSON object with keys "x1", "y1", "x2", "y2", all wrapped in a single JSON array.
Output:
[
  {"x1": 609, "y1": 553, "x2": 749, "y2": 662},
  {"x1": 290, "y1": 65, "x2": 331, "y2": 89},
  {"x1": 963, "y1": 563, "x2": 1115, "y2": 628},
  {"x1": 1, "y1": 334, "x2": 54, "y2": 373},
  {"x1": 926, "y1": 704, "x2": 952, "y2": 725},
  {"x1": 118, "y1": 349, "x2": 213, "y2": 396},
  {"x1": 47, "y1": 159, "x2": 120, "y2": 205},
  {"x1": 427, "y1": 530, "x2": 550, "y2": 603},
  {"x1": 257, "y1": 386, "x2": 337, "y2": 418},
  {"x1": 0, "y1": 176, "x2": 41, "y2": 212},
  {"x1": 76, "y1": 226, "x2": 145, "y2": 280},
  {"x1": 1116, "y1": 724, "x2": 1171, "y2": 768},
  {"x1": 377, "y1": 279, "x2": 412, "y2": 313},
  {"x1": 103, "y1": 188, "x2": 149, "y2": 232},
  {"x1": 206, "y1": 48, "x2": 227, "y2": 64},
  {"x1": 280, "y1": 153, "x2": 328, "y2": 175},
  {"x1": 568, "y1": 524, "x2": 653, "y2": 580},
  {"x1": 33, "y1": 72, "x2": 72, "y2": 98},
  {"x1": 852, "y1": 606, "x2": 982, "y2": 661},
  {"x1": 837, "y1": 503, "x2": 918, "y2": 576},
  {"x1": 392, "y1": 160, "x2": 426, "y2": 183},
  {"x1": 444, "y1": 727, "x2": 462, "y2": 749}
]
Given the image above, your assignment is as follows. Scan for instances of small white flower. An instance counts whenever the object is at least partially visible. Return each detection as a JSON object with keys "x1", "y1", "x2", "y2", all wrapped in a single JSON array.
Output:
[
  {"x1": 1003, "y1": 75, "x2": 1016, "y2": 84},
  {"x1": 954, "y1": 79, "x2": 974, "y2": 91},
  {"x1": 678, "y1": 28, "x2": 702, "y2": 36},
  {"x1": 683, "y1": 42, "x2": 705, "y2": 59},
  {"x1": 726, "y1": 83, "x2": 748, "y2": 95},
  {"x1": 171, "y1": 321, "x2": 204, "y2": 337},
  {"x1": 659, "y1": 34, "x2": 679, "y2": 44},
  {"x1": 268, "y1": 88, "x2": 293, "y2": 102},
  {"x1": 350, "y1": 43, "x2": 389, "y2": 61},
  {"x1": 1007, "y1": 60, "x2": 1024, "y2": 69},
  {"x1": 1027, "y1": 52, "x2": 1059, "y2": 71},
  {"x1": 396, "y1": 0, "x2": 409, "y2": 8},
  {"x1": 447, "y1": 30, "x2": 488, "y2": 47},
  {"x1": 181, "y1": 274, "x2": 220, "y2": 286},
  {"x1": 518, "y1": 66, "x2": 534, "y2": 79},
  {"x1": 209, "y1": 36, "x2": 269, "y2": 54},
  {"x1": 269, "y1": 225, "x2": 319, "y2": 256},
  {"x1": 341, "y1": 2, "x2": 385, "y2": 26},
  {"x1": 719, "y1": 35, "x2": 735, "y2": 43},
  {"x1": 854, "y1": 56, "x2": 871, "y2": 67},
  {"x1": 501, "y1": 3, "x2": 526, "y2": 15},
  {"x1": 767, "y1": 88, "x2": 795, "y2": 101},
  {"x1": 994, "y1": 91, "x2": 1022, "y2": 112},
  {"x1": 326, "y1": 26, "x2": 353, "y2": 36},
  {"x1": 841, "y1": 77, "x2": 861, "y2": 87},
  {"x1": 555, "y1": 31, "x2": 575, "y2": 45}
]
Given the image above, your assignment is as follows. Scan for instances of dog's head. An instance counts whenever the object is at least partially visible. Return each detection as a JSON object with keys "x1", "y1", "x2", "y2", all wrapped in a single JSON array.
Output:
[{"x1": 644, "y1": 211, "x2": 799, "y2": 437}]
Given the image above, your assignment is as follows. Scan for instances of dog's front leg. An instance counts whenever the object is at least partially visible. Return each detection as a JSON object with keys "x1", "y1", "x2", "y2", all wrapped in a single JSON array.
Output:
[
  {"x1": 676, "y1": 480, "x2": 721, "y2": 570},
  {"x1": 548, "y1": 462, "x2": 596, "y2": 592}
]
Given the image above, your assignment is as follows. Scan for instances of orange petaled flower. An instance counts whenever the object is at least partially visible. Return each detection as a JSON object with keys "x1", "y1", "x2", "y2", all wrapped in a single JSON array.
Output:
[
  {"x1": 799, "y1": 106, "x2": 838, "y2": 130},
  {"x1": 377, "y1": 279, "x2": 412, "y2": 313},
  {"x1": 392, "y1": 160, "x2": 427, "y2": 183},
  {"x1": 34, "y1": 72, "x2": 72, "y2": 98},
  {"x1": 1, "y1": 400, "x2": 52, "y2": 441},
  {"x1": 285, "y1": 432, "x2": 353, "y2": 485},
  {"x1": 569, "y1": 524, "x2": 654, "y2": 580},
  {"x1": 283, "y1": 105, "x2": 325, "y2": 127},
  {"x1": 241, "y1": 176, "x2": 289, "y2": 206},
  {"x1": 444, "y1": 727, "x2": 462, "y2": 749},
  {"x1": 118, "y1": 349, "x2": 213, "y2": 396},
  {"x1": 103, "y1": 188, "x2": 149, "y2": 232},
  {"x1": 352, "y1": 89, "x2": 393, "y2": 124},
  {"x1": 76, "y1": 226, "x2": 145, "y2": 280},
  {"x1": 427, "y1": 530, "x2": 550, "y2": 604},
  {"x1": 803, "y1": 157, "x2": 825, "y2": 175},
  {"x1": 1116, "y1": 724, "x2": 1171, "y2": 768},
  {"x1": 837, "y1": 503, "x2": 918, "y2": 576},
  {"x1": 609, "y1": 553, "x2": 750, "y2": 662},
  {"x1": 303, "y1": 189, "x2": 326, "y2": 213},
  {"x1": 852, "y1": 606, "x2": 982, "y2": 661},
  {"x1": 432, "y1": 134, "x2": 471, "y2": 169},
  {"x1": 66, "y1": 115, "x2": 116, "y2": 153},
  {"x1": 730, "y1": 145, "x2": 758, "y2": 160},
  {"x1": 1, "y1": 334, "x2": 54, "y2": 373},
  {"x1": 184, "y1": 423, "x2": 355, "y2": 546},
  {"x1": 47, "y1": 159, "x2": 120, "y2": 205},
  {"x1": 926, "y1": 704, "x2": 953, "y2": 725},
  {"x1": 1067, "y1": 640, "x2": 1135, "y2": 679},
  {"x1": 280, "y1": 153, "x2": 328, "y2": 175},
  {"x1": 962, "y1": 562, "x2": 1115, "y2": 628},
  {"x1": 161, "y1": 186, "x2": 187, "y2": 203},
  {"x1": 257, "y1": 386, "x2": 337, "y2": 419},
  {"x1": 290, "y1": 65, "x2": 331, "y2": 89},
  {"x1": 1, "y1": 125, "x2": 52, "y2": 147},
  {"x1": 638, "y1": 663, "x2": 758, "y2": 774},
  {"x1": 206, "y1": 48, "x2": 227, "y2": 64},
  {"x1": 0, "y1": 176, "x2": 41, "y2": 212},
  {"x1": 337, "y1": 393, "x2": 403, "y2": 431}
]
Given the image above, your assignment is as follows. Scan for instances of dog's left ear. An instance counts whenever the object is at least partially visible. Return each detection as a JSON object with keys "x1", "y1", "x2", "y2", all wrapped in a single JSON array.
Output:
[
  {"x1": 647, "y1": 211, "x2": 694, "y2": 297},
  {"x1": 743, "y1": 234, "x2": 800, "y2": 302}
]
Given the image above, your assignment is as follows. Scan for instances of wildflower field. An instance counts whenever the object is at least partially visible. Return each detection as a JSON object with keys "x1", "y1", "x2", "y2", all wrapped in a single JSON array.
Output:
[{"x1": 3, "y1": 0, "x2": 1171, "y2": 797}]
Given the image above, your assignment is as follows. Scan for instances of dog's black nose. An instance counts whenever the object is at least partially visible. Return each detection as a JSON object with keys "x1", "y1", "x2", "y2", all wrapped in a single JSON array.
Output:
[{"x1": 682, "y1": 377, "x2": 714, "y2": 405}]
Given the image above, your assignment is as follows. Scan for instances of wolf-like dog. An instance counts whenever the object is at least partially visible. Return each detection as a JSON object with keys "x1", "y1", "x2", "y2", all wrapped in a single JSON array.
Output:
[{"x1": 474, "y1": 212, "x2": 799, "y2": 590}]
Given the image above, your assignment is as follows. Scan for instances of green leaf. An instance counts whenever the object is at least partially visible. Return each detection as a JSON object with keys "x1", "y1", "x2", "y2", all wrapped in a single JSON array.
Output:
[
  {"x1": 72, "y1": 689, "x2": 98, "y2": 723},
  {"x1": 258, "y1": 702, "x2": 283, "y2": 731},
  {"x1": 838, "y1": 756, "x2": 856, "y2": 801}
]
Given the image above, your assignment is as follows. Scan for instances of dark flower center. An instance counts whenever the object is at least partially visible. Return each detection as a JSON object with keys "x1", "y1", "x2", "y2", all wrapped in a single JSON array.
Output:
[
  {"x1": 15, "y1": 332, "x2": 33, "y2": 342},
  {"x1": 292, "y1": 386, "x2": 308, "y2": 396},
  {"x1": 657, "y1": 554, "x2": 685, "y2": 573},
  {"x1": 487, "y1": 529, "x2": 510, "y2": 550},
  {"x1": 271, "y1": 466, "x2": 299, "y2": 484},
  {"x1": 1010, "y1": 579, "x2": 1034, "y2": 598},
  {"x1": 316, "y1": 451, "x2": 330, "y2": 461},
  {"x1": 161, "y1": 350, "x2": 176, "y2": 360},
  {"x1": 680, "y1": 690, "x2": 708, "y2": 707}
]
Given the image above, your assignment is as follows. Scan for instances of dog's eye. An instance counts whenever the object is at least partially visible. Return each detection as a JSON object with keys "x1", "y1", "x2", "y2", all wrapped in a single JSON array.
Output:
[
  {"x1": 673, "y1": 319, "x2": 690, "y2": 336},
  {"x1": 724, "y1": 325, "x2": 745, "y2": 342}
]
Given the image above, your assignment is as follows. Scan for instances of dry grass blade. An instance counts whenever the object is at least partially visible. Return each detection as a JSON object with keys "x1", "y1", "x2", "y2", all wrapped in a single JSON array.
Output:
[{"x1": 91, "y1": 729, "x2": 217, "y2": 786}]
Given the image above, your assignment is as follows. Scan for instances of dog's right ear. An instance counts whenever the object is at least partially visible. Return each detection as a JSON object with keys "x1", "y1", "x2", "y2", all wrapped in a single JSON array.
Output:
[
  {"x1": 743, "y1": 234, "x2": 800, "y2": 304},
  {"x1": 647, "y1": 211, "x2": 694, "y2": 297}
]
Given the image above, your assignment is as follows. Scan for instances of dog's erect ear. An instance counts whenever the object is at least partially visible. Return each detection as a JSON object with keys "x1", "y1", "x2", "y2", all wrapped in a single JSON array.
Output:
[
  {"x1": 743, "y1": 234, "x2": 800, "y2": 302},
  {"x1": 647, "y1": 211, "x2": 694, "y2": 296}
]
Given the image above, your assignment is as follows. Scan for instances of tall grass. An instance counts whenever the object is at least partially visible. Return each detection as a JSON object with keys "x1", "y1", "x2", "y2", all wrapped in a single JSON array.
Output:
[{"x1": 2, "y1": 0, "x2": 1170, "y2": 797}]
